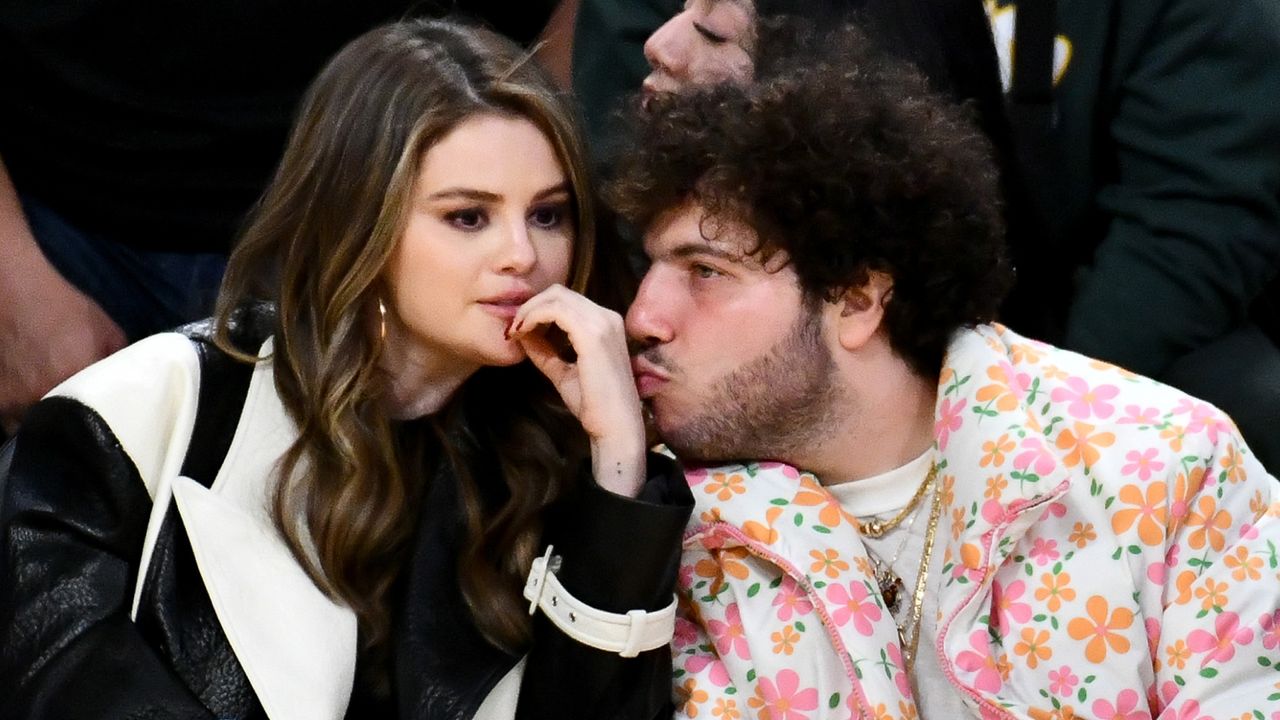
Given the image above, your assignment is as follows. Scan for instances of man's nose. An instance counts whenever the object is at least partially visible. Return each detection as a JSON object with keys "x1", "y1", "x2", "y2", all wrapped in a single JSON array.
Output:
[{"x1": 625, "y1": 269, "x2": 675, "y2": 347}]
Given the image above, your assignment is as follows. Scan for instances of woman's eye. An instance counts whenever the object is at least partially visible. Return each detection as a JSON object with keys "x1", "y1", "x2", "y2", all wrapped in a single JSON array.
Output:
[
  {"x1": 529, "y1": 204, "x2": 566, "y2": 229},
  {"x1": 446, "y1": 208, "x2": 487, "y2": 230},
  {"x1": 693, "y1": 22, "x2": 729, "y2": 44}
]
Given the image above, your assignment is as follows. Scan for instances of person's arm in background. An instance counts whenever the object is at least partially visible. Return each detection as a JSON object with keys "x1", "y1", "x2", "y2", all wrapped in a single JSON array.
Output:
[
  {"x1": 0, "y1": 156, "x2": 124, "y2": 433},
  {"x1": 1064, "y1": 0, "x2": 1280, "y2": 377}
]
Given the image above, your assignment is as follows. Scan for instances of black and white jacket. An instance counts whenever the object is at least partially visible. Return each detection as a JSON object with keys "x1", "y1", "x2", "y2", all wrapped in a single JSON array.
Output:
[{"x1": 0, "y1": 316, "x2": 692, "y2": 719}]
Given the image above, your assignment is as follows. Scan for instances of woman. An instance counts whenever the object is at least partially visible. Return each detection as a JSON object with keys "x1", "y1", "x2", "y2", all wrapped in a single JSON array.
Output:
[{"x1": 0, "y1": 18, "x2": 690, "y2": 720}]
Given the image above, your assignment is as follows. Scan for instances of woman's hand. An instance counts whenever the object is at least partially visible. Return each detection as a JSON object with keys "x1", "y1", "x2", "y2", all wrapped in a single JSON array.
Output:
[{"x1": 509, "y1": 285, "x2": 646, "y2": 498}]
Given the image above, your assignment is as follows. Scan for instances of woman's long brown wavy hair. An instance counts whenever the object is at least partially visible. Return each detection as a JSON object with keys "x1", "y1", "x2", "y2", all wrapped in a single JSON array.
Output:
[{"x1": 212, "y1": 18, "x2": 597, "y2": 674}]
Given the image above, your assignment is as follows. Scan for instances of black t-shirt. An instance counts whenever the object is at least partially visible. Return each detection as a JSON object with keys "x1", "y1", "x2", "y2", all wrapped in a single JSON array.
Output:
[{"x1": 0, "y1": 1, "x2": 555, "y2": 253}]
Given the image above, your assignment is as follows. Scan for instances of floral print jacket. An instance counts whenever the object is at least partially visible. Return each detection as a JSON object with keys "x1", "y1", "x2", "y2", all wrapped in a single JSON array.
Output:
[{"x1": 673, "y1": 324, "x2": 1280, "y2": 720}]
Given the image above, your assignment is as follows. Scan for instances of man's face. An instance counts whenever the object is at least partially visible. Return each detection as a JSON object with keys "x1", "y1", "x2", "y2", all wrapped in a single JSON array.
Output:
[
  {"x1": 625, "y1": 203, "x2": 843, "y2": 463},
  {"x1": 642, "y1": 0, "x2": 755, "y2": 95}
]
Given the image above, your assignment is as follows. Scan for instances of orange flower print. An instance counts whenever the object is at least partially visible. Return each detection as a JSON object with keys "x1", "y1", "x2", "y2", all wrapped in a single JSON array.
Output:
[
  {"x1": 1110, "y1": 482, "x2": 1168, "y2": 546},
  {"x1": 981, "y1": 434, "x2": 1016, "y2": 468},
  {"x1": 1186, "y1": 495, "x2": 1233, "y2": 552},
  {"x1": 1010, "y1": 342, "x2": 1044, "y2": 364},
  {"x1": 1035, "y1": 571, "x2": 1076, "y2": 612},
  {"x1": 1220, "y1": 444, "x2": 1247, "y2": 484},
  {"x1": 1173, "y1": 570, "x2": 1197, "y2": 606},
  {"x1": 1056, "y1": 422, "x2": 1116, "y2": 469},
  {"x1": 1166, "y1": 639, "x2": 1191, "y2": 670},
  {"x1": 899, "y1": 699, "x2": 919, "y2": 720},
  {"x1": 712, "y1": 698, "x2": 741, "y2": 719},
  {"x1": 1014, "y1": 628, "x2": 1053, "y2": 668},
  {"x1": 793, "y1": 477, "x2": 847, "y2": 528},
  {"x1": 867, "y1": 703, "x2": 893, "y2": 720},
  {"x1": 705, "y1": 472, "x2": 747, "y2": 501},
  {"x1": 1195, "y1": 578, "x2": 1230, "y2": 612},
  {"x1": 1030, "y1": 707, "x2": 1079, "y2": 720},
  {"x1": 1160, "y1": 424, "x2": 1187, "y2": 452},
  {"x1": 1042, "y1": 364, "x2": 1069, "y2": 381},
  {"x1": 1169, "y1": 467, "x2": 1207, "y2": 532},
  {"x1": 809, "y1": 549, "x2": 849, "y2": 578},
  {"x1": 679, "y1": 678, "x2": 709, "y2": 717},
  {"x1": 985, "y1": 474, "x2": 1008, "y2": 500},
  {"x1": 1224, "y1": 546, "x2": 1262, "y2": 581},
  {"x1": 1250, "y1": 489, "x2": 1268, "y2": 518},
  {"x1": 1068, "y1": 522, "x2": 1097, "y2": 548},
  {"x1": 976, "y1": 362, "x2": 1030, "y2": 412},
  {"x1": 743, "y1": 506, "x2": 784, "y2": 545},
  {"x1": 951, "y1": 507, "x2": 967, "y2": 540},
  {"x1": 1067, "y1": 596, "x2": 1134, "y2": 663},
  {"x1": 941, "y1": 474, "x2": 956, "y2": 507},
  {"x1": 771, "y1": 624, "x2": 800, "y2": 656}
]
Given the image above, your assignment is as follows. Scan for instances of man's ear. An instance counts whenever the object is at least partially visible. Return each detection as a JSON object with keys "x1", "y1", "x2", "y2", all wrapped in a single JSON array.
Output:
[{"x1": 833, "y1": 271, "x2": 894, "y2": 351}]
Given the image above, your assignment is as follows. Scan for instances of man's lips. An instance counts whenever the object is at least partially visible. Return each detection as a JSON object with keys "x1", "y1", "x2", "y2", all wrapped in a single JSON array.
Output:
[{"x1": 631, "y1": 356, "x2": 670, "y2": 398}]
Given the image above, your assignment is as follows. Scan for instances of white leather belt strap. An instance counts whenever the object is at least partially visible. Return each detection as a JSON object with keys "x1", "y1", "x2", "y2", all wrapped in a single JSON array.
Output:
[{"x1": 523, "y1": 546, "x2": 677, "y2": 658}]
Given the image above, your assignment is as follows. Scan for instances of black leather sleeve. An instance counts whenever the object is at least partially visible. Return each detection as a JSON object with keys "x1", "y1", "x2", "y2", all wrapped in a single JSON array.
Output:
[
  {"x1": 0, "y1": 397, "x2": 215, "y2": 720},
  {"x1": 516, "y1": 452, "x2": 693, "y2": 720}
]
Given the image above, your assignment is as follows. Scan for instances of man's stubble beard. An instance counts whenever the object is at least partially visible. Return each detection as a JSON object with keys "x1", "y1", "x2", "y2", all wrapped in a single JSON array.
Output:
[{"x1": 657, "y1": 308, "x2": 844, "y2": 465}]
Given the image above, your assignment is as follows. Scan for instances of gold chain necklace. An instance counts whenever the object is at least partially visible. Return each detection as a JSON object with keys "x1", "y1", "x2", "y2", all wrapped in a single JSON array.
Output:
[
  {"x1": 856, "y1": 463, "x2": 939, "y2": 538},
  {"x1": 900, "y1": 476, "x2": 944, "y2": 669}
]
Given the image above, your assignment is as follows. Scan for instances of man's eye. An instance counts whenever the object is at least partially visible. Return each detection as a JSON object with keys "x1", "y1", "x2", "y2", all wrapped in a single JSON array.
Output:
[
  {"x1": 693, "y1": 22, "x2": 728, "y2": 44},
  {"x1": 446, "y1": 208, "x2": 487, "y2": 230},
  {"x1": 529, "y1": 204, "x2": 566, "y2": 229},
  {"x1": 691, "y1": 263, "x2": 720, "y2": 279}
]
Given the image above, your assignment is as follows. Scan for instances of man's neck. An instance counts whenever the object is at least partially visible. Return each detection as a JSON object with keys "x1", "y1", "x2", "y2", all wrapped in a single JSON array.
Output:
[{"x1": 801, "y1": 346, "x2": 938, "y2": 485}]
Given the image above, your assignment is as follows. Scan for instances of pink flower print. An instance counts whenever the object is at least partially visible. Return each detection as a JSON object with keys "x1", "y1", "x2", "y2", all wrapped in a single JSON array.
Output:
[
  {"x1": 749, "y1": 669, "x2": 819, "y2": 720},
  {"x1": 679, "y1": 563, "x2": 695, "y2": 589},
  {"x1": 1014, "y1": 436, "x2": 1056, "y2": 477},
  {"x1": 827, "y1": 581, "x2": 882, "y2": 636},
  {"x1": 772, "y1": 576, "x2": 814, "y2": 622},
  {"x1": 886, "y1": 642, "x2": 912, "y2": 697},
  {"x1": 707, "y1": 604, "x2": 752, "y2": 660},
  {"x1": 1259, "y1": 609, "x2": 1280, "y2": 650},
  {"x1": 1121, "y1": 448, "x2": 1165, "y2": 482},
  {"x1": 1145, "y1": 617, "x2": 1162, "y2": 659},
  {"x1": 1052, "y1": 377, "x2": 1119, "y2": 420},
  {"x1": 1173, "y1": 400, "x2": 1232, "y2": 445},
  {"x1": 685, "y1": 653, "x2": 732, "y2": 688},
  {"x1": 1091, "y1": 689, "x2": 1151, "y2": 720},
  {"x1": 935, "y1": 397, "x2": 967, "y2": 450},
  {"x1": 955, "y1": 629, "x2": 1004, "y2": 693},
  {"x1": 1168, "y1": 699, "x2": 1210, "y2": 720},
  {"x1": 981, "y1": 498, "x2": 1007, "y2": 524},
  {"x1": 1039, "y1": 501, "x2": 1067, "y2": 521},
  {"x1": 1048, "y1": 665, "x2": 1078, "y2": 696},
  {"x1": 1029, "y1": 538, "x2": 1060, "y2": 566},
  {"x1": 1119, "y1": 405, "x2": 1162, "y2": 426},
  {"x1": 674, "y1": 616, "x2": 699, "y2": 649},
  {"x1": 991, "y1": 579, "x2": 1032, "y2": 634},
  {"x1": 1186, "y1": 611, "x2": 1254, "y2": 666}
]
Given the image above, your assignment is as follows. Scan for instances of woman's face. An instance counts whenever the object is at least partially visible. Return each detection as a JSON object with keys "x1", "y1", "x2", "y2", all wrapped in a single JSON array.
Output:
[
  {"x1": 384, "y1": 113, "x2": 575, "y2": 375},
  {"x1": 643, "y1": 0, "x2": 755, "y2": 95}
]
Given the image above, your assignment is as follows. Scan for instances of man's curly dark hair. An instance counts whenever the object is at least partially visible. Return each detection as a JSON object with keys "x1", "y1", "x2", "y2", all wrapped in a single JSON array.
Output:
[{"x1": 607, "y1": 27, "x2": 1012, "y2": 378}]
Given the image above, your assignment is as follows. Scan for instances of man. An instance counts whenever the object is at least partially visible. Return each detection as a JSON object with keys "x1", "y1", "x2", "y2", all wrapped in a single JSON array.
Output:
[
  {"x1": 612, "y1": 43, "x2": 1280, "y2": 718},
  {"x1": 579, "y1": 0, "x2": 1280, "y2": 471}
]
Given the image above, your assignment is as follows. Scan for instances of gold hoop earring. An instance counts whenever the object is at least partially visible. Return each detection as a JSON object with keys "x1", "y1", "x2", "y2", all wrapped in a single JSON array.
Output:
[{"x1": 378, "y1": 298, "x2": 387, "y2": 342}]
